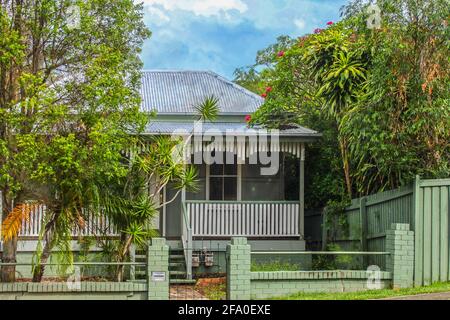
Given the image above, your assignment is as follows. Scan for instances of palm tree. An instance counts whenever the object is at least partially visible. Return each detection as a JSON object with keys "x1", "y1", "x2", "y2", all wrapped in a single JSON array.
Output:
[{"x1": 1, "y1": 96, "x2": 219, "y2": 282}]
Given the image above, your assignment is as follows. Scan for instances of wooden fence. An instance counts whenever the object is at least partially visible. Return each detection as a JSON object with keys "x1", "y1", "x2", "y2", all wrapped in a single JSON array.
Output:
[
  {"x1": 414, "y1": 178, "x2": 450, "y2": 286},
  {"x1": 307, "y1": 176, "x2": 450, "y2": 285}
]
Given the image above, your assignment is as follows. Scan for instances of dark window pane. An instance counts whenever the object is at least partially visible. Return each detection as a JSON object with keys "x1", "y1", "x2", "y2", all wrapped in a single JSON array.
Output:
[
  {"x1": 210, "y1": 164, "x2": 223, "y2": 176},
  {"x1": 224, "y1": 163, "x2": 237, "y2": 175},
  {"x1": 196, "y1": 164, "x2": 206, "y2": 178},
  {"x1": 210, "y1": 177, "x2": 223, "y2": 200},
  {"x1": 223, "y1": 177, "x2": 237, "y2": 201}
]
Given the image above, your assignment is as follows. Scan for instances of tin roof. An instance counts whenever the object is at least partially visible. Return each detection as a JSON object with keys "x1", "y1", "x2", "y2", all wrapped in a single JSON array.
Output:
[
  {"x1": 144, "y1": 121, "x2": 321, "y2": 138},
  {"x1": 140, "y1": 70, "x2": 263, "y2": 115}
]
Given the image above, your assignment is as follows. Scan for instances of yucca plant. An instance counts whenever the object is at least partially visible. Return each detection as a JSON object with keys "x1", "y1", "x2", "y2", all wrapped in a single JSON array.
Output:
[{"x1": 97, "y1": 97, "x2": 218, "y2": 281}]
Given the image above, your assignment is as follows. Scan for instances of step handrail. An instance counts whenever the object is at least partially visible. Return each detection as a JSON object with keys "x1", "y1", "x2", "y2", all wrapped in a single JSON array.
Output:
[{"x1": 181, "y1": 202, "x2": 192, "y2": 280}]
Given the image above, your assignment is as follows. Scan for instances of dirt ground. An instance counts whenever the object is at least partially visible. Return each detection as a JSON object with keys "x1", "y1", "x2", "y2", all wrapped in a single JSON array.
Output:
[
  {"x1": 170, "y1": 277, "x2": 226, "y2": 300},
  {"x1": 170, "y1": 285, "x2": 208, "y2": 300}
]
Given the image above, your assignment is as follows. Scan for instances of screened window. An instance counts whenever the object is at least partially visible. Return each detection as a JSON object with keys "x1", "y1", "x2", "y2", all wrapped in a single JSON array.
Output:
[{"x1": 209, "y1": 163, "x2": 238, "y2": 201}]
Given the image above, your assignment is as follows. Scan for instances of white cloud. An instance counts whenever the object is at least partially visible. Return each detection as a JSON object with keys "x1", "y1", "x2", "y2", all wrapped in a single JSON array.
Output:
[
  {"x1": 147, "y1": 6, "x2": 170, "y2": 25},
  {"x1": 294, "y1": 18, "x2": 306, "y2": 30},
  {"x1": 141, "y1": 0, "x2": 248, "y2": 17}
]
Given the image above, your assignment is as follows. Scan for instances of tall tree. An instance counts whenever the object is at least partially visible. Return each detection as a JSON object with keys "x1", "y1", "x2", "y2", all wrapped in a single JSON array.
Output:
[
  {"x1": 241, "y1": 0, "x2": 449, "y2": 205},
  {"x1": 0, "y1": 0, "x2": 150, "y2": 282}
]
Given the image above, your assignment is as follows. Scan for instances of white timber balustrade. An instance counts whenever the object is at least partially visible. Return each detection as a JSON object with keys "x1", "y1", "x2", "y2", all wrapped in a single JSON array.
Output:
[
  {"x1": 10, "y1": 204, "x2": 119, "y2": 238},
  {"x1": 185, "y1": 201, "x2": 300, "y2": 238}
]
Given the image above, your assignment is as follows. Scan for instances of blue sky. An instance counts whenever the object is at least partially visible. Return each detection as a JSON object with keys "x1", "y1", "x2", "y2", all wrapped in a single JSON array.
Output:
[{"x1": 140, "y1": 0, "x2": 349, "y2": 79}]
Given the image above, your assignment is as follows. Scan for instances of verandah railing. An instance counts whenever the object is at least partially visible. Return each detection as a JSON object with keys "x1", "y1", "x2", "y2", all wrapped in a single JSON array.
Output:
[
  {"x1": 0, "y1": 204, "x2": 119, "y2": 238},
  {"x1": 185, "y1": 201, "x2": 301, "y2": 238}
]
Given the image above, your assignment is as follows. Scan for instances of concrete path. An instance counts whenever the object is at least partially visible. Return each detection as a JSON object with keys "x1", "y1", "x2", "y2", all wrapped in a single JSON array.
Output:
[{"x1": 379, "y1": 291, "x2": 450, "y2": 300}]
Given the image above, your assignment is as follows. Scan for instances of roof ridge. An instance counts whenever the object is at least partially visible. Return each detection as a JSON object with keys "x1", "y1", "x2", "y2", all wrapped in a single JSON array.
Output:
[
  {"x1": 204, "y1": 70, "x2": 265, "y2": 104},
  {"x1": 142, "y1": 69, "x2": 210, "y2": 73},
  {"x1": 142, "y1": 69, "x2": 264, "y2": 103},
  {"x1": 140, "y1": 69, "x2": 263, "y2": 114}
]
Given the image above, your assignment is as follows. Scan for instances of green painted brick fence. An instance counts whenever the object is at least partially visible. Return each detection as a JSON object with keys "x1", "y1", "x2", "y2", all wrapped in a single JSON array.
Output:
[
  {"x1": 0, "y1": 238, "x2": 169, "y2": 300},
  {"x1": 0, "y1": 282, "x2": 148, "y2": 300},
  {"x1": 227, "y1": 224, "x2": 414, "y2": 299}
]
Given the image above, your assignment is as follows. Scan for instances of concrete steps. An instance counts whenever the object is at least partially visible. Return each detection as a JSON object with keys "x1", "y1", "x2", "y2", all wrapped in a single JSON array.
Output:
[{"x1": 132, "y1": 242, "x2": 194, "y2": 285}]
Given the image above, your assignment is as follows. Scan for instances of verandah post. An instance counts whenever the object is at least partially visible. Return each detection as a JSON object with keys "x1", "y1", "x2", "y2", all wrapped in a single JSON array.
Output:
[{"x1": 299, "y1": 143, "x2": 305, "y2": 238}]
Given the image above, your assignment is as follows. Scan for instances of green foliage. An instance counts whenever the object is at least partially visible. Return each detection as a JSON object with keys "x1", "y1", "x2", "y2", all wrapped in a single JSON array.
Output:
[
  {"x1": 324, "y1": 199, "x2": 351, "y2": 239},
  {"x1": 0, "y1": 0, "x2": 151, "y2": 281},
  {"x1": 311, "y1": 244, "x2": 359, "y2": 271},
  {"x1": 195, "y1": 95, "x2": 220, "y2": 121},
  {"x1": 234, "y1": 0, "x2": 450, "y2": 207},
  {"x1": 196, "y1": 281, "x2": 227, "y2": 300}
]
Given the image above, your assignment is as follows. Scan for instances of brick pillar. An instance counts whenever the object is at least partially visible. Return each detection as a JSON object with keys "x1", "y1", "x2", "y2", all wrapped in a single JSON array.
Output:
[
  {"x1": 147, "y1": 238, "x2": 169, "y2": 300},
  {"x1": 386, "y1": 223, "x2": 414, "y2": 289},
  {"x1": 227, "y1": 237, "x2": 251, "y2": 300}
]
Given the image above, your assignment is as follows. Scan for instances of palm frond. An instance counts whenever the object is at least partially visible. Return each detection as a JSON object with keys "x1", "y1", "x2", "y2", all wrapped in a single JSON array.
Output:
[
  {"x1": 1, "y1": 202, "x2": 40, "y2": 241},
  {"x1": 194, "y1": 95, "x2": 220, "y2": 121}
]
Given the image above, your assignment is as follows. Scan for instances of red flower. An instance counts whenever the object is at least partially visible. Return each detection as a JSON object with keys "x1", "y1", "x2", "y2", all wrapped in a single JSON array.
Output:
[
  {"x1": 261, "y1": 93, "x2": 267, "y2": 98},
  {"x1": 277, "y1": 51, "x2": 285, "y2": 57},
  {"x1": 245, "y1": 115, "x2": 252, "y2": 123},
  {"x1": 327, "y1": 21, "x2": 334, "y2": 25},
  {"x1": 265, "y1": 86, "x2": 273, "y2": 93}
]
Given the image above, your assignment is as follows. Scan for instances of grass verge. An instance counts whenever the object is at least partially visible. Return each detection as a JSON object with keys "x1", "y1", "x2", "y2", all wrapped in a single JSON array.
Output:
[{"x1": 273, "y1": 282, "x2": 450, "y2": 300}]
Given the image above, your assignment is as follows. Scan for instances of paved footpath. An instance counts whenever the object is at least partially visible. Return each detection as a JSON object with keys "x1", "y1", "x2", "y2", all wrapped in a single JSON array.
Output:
[{"x1": 379, "y1": 292, "x2": 450, "y2": 300}]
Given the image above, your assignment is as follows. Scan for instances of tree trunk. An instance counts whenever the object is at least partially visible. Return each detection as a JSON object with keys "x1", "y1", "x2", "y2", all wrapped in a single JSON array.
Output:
[
  {"x1": 0, "y1": 194, "x2": 17, "y2": 282},
  {"x1": 1, "y1": 238, "x2": 17, "y2": 282},
  {"x1": 31, "y1": 233, "x2": 53, "y2": 282},
  {"x1": 339, "y1": 138, "x2": 352, "y2": 198},
  {"x1": 32, "y1": 214, "x2": 57, "y2": 282},
  {"x1": 115, "y1": 233, "x2": 133, "y2": 282}
]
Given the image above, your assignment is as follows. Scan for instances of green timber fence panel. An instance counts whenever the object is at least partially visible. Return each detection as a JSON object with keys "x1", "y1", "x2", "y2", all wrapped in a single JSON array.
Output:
[
  {"x1": 304, "y1": 209, "x2": 324, "y2": 249},
  {"x1": 323, "y1": 185, "x2": 415, "y2": 268},
  {"x1": 414, "y1": 178, "x2": 450, "y2": 286},
  {"x1": 317, "y1": 177, "x2": 450, "y2": 286}
]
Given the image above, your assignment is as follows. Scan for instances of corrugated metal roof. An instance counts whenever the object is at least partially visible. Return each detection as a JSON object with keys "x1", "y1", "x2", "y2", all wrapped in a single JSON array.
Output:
[
  {"x1": 144, "y1": 121, "x2": 321, "y2": 138},
  {"x1": 140, "y1": 70, "x2": 263, "y2": 114}
]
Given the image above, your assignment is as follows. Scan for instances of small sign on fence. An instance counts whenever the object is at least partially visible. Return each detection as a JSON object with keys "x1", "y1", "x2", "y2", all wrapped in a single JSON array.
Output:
[{"x1": 151, "y1": 271, "x2": 166, "y2": 282}]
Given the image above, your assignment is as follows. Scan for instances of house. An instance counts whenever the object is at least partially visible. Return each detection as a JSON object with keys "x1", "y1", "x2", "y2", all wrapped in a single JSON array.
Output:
[
  {"x1": 140, "y1": 70, "x2": 321, "y2": 279},
  {"x1": 2, "y1": 70, "x2": 321, "y2": 280}
]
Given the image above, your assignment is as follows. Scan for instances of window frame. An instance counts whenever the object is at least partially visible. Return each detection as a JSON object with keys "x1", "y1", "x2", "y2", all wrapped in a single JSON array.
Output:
[{"x1": 206, "y1": 163, "x2": 241, "y2": 201}]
